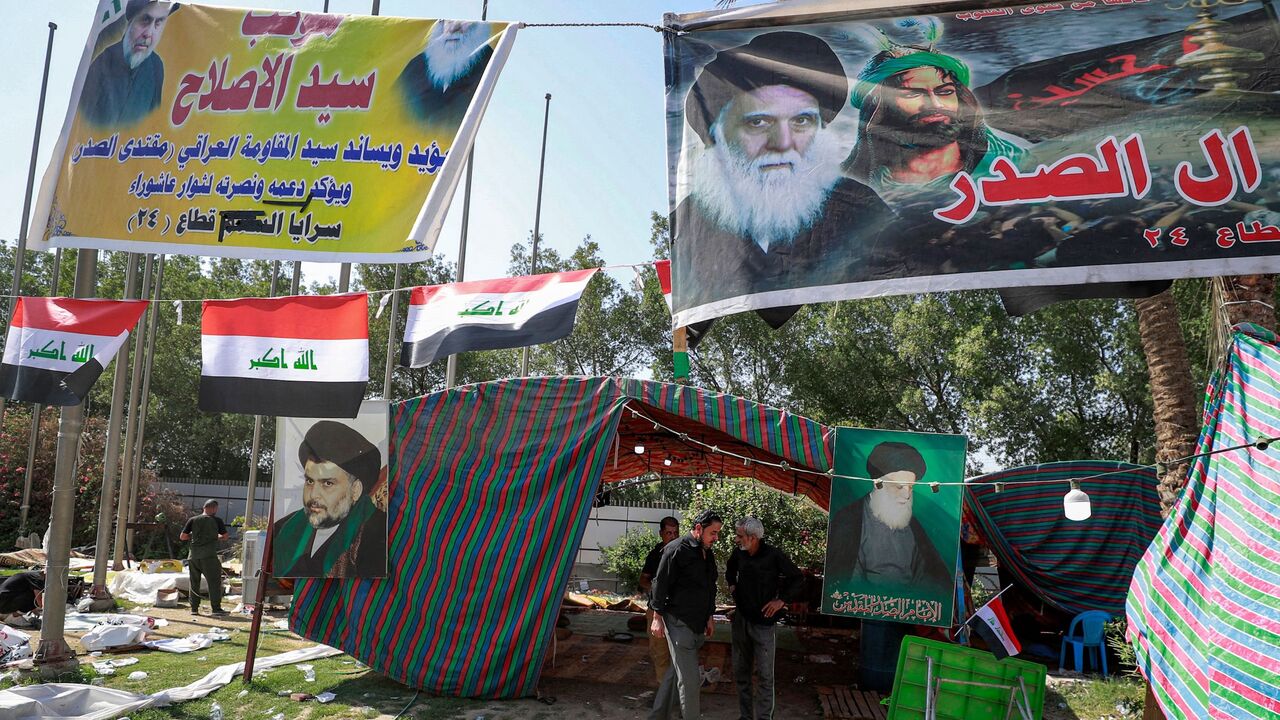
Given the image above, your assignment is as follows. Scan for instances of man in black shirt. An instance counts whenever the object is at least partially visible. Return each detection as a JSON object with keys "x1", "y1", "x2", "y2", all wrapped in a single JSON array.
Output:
[
  {"x1": 648, "y1": 509, "x2": 723, "y2": 720},
  {"x1": 180, "y1": 499, "x2": 229, "y2": 616},
  {"x1": 726, "y1": 517, "x2": 804, "y2": 720},
  {"x1": 639, "y1": 516, "x2": 681, "y2": 683},
  {"x1": 0, "y1": 571, "x2": 45, "y2": 625}
]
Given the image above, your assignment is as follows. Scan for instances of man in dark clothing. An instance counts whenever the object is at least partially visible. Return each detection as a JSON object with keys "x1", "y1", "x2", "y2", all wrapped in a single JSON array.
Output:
[
  {"x1": 826, "y1": 442, "x2": 950, "y2": 593},
  {"x1": 180, "y1": 499, "x2": 229, "y2": 616},
  {"x1": 395, "y1": 20, "x2": 494, "y2": 128},
  {"x1": 648, "y1": 509, "x2": 723, "y2": 720},
  {"x1": 0, "y1": 571, "x2": 45, "y2": 620},
  {"x1": 726, "y1": 516, "x2": 804, "y2": 720},
  {"x1": 272, "y1": 421, "x2": 388, "y2": 578},
  {"x1": 79, "y1": 0, "x2": 172, "y2": 128},
  {"x1": 639, "y1": 516, "x2": 681, "y2": 683},
  {"x1": 673, "y1": 31, "x2": 894, "y2": 313}
]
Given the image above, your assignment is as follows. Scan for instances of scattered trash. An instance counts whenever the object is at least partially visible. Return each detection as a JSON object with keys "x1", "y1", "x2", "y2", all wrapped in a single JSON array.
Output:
[
  {"x1": 81, "y1": 623, "x2": 147, "y2": 652},
  {"x1": 0, "y1": 625, "x2": 33, "y2": 664},
  {"x1": 298, "y1": 663, "x2": 315, "y2": 682},
  {"x1": 699, "y1": 666, "x2": 722, "y2": 685},
  {"x1": 92, "y1": 657, "x2": 139, "y2": 675},
  {"x1": 316, "y1": 692, "x2": 336, "y2": 703},
  {"x1": 290, "y1": 692, "x2": 313, "y2": 701},
  {"x1": 197, "y1": 656, "x2": 207, "y2": 661},
  {"x1": 271, "y1": 619, "x2": 289, "y2": 630},
  {"x1": 209, "y1": 700, "x2": 222, "y2": 720},
  {"x1": 270, "y1": 714, "x2": 284, "y2": 720},
  {"x1": 237, "y1": 689, "x2": 249, "y2": 698},
  {"x1": 806, "y1": 654, "x2": 835, "y2": 664},
  {"x1": 90, "y1": 677, "x2": 104, "y2": 686},
  {"x1": 277, "y1": 690, "x2": 294, "y2": 696},
  {"x1": 793, "y1": 675, "x2": 807, "y2": 683},
  {"x1": 127, "y1": 671, "x2": 148, "y2": 681}
]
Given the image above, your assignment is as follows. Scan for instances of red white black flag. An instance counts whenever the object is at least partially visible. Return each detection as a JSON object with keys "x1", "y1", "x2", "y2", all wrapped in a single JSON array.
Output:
[
  {"x1": 0, "y1": 297, "x2": 148, "y2": 406},
  {"x1": 401, "y1": 269, "x2": 598, "y2": 367},
  {"x1": 200, "y1": 294, "x2": 369, "y2": 418},
  {"x1": 967, "y1": 594, "x2": 1022, "y2": 660}
]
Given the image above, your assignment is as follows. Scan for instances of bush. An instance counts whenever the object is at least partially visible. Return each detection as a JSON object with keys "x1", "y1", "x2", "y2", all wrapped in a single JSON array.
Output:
[
  {"x1": 601, "y1": 526, "x2": 660, "y2": 594},
  {"x1": 1105, "y1": 618, "x2": 1138, "y2": 675},
  {"x1": 685, "y1": 481, "x2": 828, "y2": 571}
]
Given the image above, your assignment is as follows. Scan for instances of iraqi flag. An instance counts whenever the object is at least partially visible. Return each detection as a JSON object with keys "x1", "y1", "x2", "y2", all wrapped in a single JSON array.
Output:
[
  {"x1": 654, "y1": 260, "x2": 673, "y2": 312},
  {"x1": 0, "y1": 297, "x2": 148, "y2": 406},
  {"x1": 401, "y1": 269, "x2": 598, "y2": 367},
  {"x1": 200, "y1": 294, "x2": 369, "y2": 418},
  {"x1": 967, "y1": 595, "x2": 1022, "y2": 660}
]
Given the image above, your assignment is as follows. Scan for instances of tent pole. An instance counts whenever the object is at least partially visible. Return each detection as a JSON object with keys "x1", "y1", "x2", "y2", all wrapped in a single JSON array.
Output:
[
  {"x1": 520, "y1": 93, "x2": 552, "y2": 377},
  {"x1": 126, "y1": 255, "x2": 165, "y2": 560},
  {"x1": 245, "y1": 263, "x2": 281, "y2": 527},
  {"x1": 113, "y1": 254, "x2": 153, "y2": 568}
]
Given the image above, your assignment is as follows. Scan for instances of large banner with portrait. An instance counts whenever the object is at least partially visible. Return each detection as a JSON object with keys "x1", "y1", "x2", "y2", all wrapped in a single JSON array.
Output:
[
  {"x1": 821, "y1": 427, "x2": 966, "y2": 627},
  {"x1": 31, "y1": 1, "x2": 516, "y2": 262},
  {"x1": 273, "y1": 399, "x2": 388, "y2": 578},
  {"x1": 665, "y1": 0, "x2": 1280, "y2": 326}
]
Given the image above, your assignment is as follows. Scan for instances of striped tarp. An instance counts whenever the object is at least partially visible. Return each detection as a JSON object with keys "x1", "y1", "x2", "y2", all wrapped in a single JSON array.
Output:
[
  {"x1": 288, "y1": 377, "x2": 831, "y2": 697},
  {"x1": 1127, "y1": 323, "x2": 1280, "y2": 719},
  {"x1": 966, "y1": 461, "x2": 1161, "y2": 615}
]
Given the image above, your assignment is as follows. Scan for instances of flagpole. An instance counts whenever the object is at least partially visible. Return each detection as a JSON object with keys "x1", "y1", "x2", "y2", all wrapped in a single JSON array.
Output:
[
  {"x1": 245, "y1": 263, "x2": 281, "y2": 527},
  {"x1": 383, "y1": 266, "x2": 401, "y2": 399},
  {"x1": 113, "y1": 254, "x2": 153, "y2": 569},
  {"x1": 126, "y1": 256, "x2": 165, "y2": 560},
  {"x1": 444, "y1": 0, "x2": 489, "y2": 389},
  {"x1": 16, "y1": 248, "x2": 65, "y2": 544},
  {"x1": 90, "y1": 253, "x2": 141, "y2": 601},
  {"x1": 35, "y1": 249, "x2": 97, "y2": 673},
  {"x1": 520, "y1": 93, "x2": 552, "y2": 377},
  {"x1": 0, "y1": 21, "x2": 57, "y2": 433}
]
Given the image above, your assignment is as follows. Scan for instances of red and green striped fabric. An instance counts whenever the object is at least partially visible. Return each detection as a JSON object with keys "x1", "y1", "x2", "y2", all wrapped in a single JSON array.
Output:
[
  {"x1": 291, "y1": 378, "x2": 629, "y2": 697},
  {"x1": 966, "y1": 461, "x2": 1161, "y2": 615},
  {"x1": 288, "y1": 377, "x2": 833, "y2": 697},
  {"x1": 1127, "y1": 323, "x2": 1280, "y2": 719}
]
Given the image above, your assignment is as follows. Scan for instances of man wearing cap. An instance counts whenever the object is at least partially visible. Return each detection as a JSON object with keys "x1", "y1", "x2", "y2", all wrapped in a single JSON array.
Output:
[
  {"x1": 844, "y1": 22, "x2": 1026, "y2": 203},
  {"x1": 674, "y1": 31, "x2": 893, "y2": 309},
  {"x1": 272, "y1": 421, "x2": 388, "y2": 578},
  {"x1": 825, "y1": 441, "x2": 949, "y2": 592},
  {"x1": 79, "y1": 0, "x2": 174, "y2": 128},
  {"x1": 180, "y1": 499, "x2": 229, "y2": 616}
]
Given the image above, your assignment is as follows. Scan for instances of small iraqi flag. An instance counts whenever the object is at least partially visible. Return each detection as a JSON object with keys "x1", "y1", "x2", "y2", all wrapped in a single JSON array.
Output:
[
  {"x1": 968, "y1": 594, "x2": 1022, "y2": 660},
  {"x1": 401, "y1": 269, "x2": 598, "y2": 367},
  {"x1": 200, "y1": 294, "x2": 369, "y2": 418},
  {"x1": 654, "y1": 259, "x2": 673, "y2": 312},
  {"x1": 0, "y1": 297, "x2": 148, "y2": 406}
]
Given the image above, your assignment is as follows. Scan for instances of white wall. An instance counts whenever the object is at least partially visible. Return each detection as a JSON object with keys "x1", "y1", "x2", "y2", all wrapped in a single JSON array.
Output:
[{"x1": 576, "y1": 505, "x2": 683, "y2": 566}]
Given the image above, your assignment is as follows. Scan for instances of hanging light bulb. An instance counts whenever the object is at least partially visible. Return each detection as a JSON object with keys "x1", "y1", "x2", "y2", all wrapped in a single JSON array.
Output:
[
  {"x1": 663, "y1": 457, "x2": 672, "y2": 467},
  {"x1": 634, "y1": 444, "x2": 645, "y2": 455},
  {"x1": 695, "y1": 481, "x2": 705, "y2": 491},
  {"x1": 1063, "y1": 480, "x2": 1091, "y2": 521}
]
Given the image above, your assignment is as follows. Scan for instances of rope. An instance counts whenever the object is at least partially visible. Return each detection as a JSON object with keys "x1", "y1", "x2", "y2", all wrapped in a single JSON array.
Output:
[{"x1": 517, "y1": 21, "x2": 681, "y2": 34}]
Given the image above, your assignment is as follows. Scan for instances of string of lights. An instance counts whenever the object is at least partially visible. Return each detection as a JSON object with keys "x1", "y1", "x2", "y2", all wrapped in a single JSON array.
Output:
[{"x1": 619, "y1": 404, "x2": 1278, "y2": 521}]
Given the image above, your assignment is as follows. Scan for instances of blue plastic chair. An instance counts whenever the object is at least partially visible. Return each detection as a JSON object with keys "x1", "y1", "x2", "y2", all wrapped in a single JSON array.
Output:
[{"x1": 1059, "y1": 610, "x2": 1111, "y2": 675}]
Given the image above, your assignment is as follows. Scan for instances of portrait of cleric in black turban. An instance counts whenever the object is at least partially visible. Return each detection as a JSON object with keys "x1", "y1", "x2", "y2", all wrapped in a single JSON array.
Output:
[
  {"x1": 273, "y1": 403, "x2": 389, "y2": 578},
  {"x1": 826, "y1": 440, "x2": 953, "y2": 595},
  {"x1": 672, "y1": 31, "x2": 894, "y2": 311}
]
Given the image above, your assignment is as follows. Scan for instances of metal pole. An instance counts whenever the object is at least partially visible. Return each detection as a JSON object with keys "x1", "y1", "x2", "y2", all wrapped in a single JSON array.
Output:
[
  {"x1": 113, "y1": 254, "x2": 153, "y2": 569},
  {"x1": 17, "y1": 247, "x2": 66, "y2": 542},
  {"x1": 245, "y1": 263, "x2": 281, "y2": 527},
  {"x1": 383, "y1": 266, "x2": 401, "y2": 399},
  {"x1": 444, "y1": 0, "x2": 489, "y2": 389},
  {"x1": 520, "y1": 93, "x2": 552, "y2": 377},
  {"x1": 35, "y1": 249, "x2": 96, "y2": 671},
  {"x1": 90, "y1": 254, "x2": 140, "y2": 596},
  {"x1": 0, "y1": 22, "x2": 57, "y2": 433},
  {"x1": 291, "y1": 261, "x2": 301, "y2": 295},
  {"x1": 126, "y1": 256, "x2": 164, "y2": 559}
]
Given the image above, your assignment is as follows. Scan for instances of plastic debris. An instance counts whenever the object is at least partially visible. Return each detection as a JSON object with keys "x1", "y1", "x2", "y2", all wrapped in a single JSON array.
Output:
[
  {"x1": 316, "y1": 692, "x2": 336, "y2": 703},
  {"x1": 209, "y1": 700, "x2": 222, "y2": 720},
  {"x1": 298, "y1": 663, "x2": 315, "y2": 682},
  {"x1": 127, "y1": 671, "x2": 148, "y2": 681}
]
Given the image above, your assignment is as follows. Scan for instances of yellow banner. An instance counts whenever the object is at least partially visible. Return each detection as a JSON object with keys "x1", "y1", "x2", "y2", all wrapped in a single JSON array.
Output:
[{"x1": 32, "y1": 2, "x2": 516, "y2": 262}]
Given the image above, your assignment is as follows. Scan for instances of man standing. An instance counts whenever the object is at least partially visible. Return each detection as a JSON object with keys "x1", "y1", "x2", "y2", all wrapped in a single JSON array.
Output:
[
  {"x1": 674, "y1": 31, "x2": 893, "y2": 309},
  {"x1": 648, "y1": 509, "x2": 723, "y2": 720},
  {"x1": 726, "y1": 517, "x2": 804, "y2": 720},
  {"x1": 844, "y1": 30, "x2": 1026, "y2": 201},
  {"x1": 273, "y1": 421, "x2": 388, "y2": 578},
  {"x1": 79, "y1": 0, "x2": 173, "y2": 127},
  {"x1": 396, "y1": 20, "x2": 495, "y2": 127},
  {"x1": 639, "y1": 516, "x2": 681, "y2": 683},
  {"x1": 826, "y1": 442, "x2": 949, "y2": 593},
  {"x1": 180, "y1": 499, "x2": 229, "y2": 617}
]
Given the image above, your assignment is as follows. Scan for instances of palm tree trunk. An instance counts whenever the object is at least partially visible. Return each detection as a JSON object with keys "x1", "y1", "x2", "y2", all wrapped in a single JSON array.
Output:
[
  {"x1": 1134, "y1": 289, "x2": 1199, "y2": 516},
  {"x1": 1221, "y1": 275, "x2": 1276, "y2": 331}
]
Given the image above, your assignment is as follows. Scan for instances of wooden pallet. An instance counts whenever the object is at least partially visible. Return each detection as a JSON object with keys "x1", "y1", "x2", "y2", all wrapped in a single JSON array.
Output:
[{"x1": 817, "y1": 685, "x2": 887, "y2": 720}]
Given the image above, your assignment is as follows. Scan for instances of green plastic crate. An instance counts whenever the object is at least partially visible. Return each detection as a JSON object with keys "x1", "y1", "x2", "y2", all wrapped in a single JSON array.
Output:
[{"x1": 887, "y1": 637, "x2": 1046, "y2": 720}]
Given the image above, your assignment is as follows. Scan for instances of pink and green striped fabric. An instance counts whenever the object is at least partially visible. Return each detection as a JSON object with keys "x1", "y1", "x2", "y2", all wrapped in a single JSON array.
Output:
[
  {"x1": 1127, "y1": 323, "x2": 1280, "y2": 719},
  {"x1": 288, "y1": 377, "x2": 832, "y2": 697},
  {"x1": 966, "y1": 460, "x2": 1161, "y2": 615}
]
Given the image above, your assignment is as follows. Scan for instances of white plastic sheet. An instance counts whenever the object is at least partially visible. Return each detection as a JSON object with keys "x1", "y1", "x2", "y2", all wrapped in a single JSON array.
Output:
[
  {"x1": 79, "y1": 625, "x2": 147, "y2": 653},
  {"x1": 105, "y1": 571, "x2": 189, "y2": 605},
  {"x1": 0, "y1": 644, "x2": 341, "y2": 720}
]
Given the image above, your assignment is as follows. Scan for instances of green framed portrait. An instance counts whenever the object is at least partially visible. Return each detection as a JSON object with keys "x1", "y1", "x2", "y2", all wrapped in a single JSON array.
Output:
[{"x1": 821, "y1": 427, "x2": 966, "y2": 627}]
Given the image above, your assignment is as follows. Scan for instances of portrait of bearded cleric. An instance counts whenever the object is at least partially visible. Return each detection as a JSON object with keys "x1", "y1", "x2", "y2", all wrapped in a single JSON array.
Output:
[{"x1": 396, "y1": 20, "x2": 495, "y2": 128}]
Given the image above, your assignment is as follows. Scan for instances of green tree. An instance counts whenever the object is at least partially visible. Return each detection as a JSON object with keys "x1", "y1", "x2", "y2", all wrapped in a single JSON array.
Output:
[{"x1": 685, "y1": 481, "x2": 828, "y2": 571}]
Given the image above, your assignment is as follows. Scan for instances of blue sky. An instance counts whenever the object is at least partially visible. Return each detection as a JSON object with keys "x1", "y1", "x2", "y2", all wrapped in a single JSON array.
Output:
[{"x1": 0, "y1": 0, "x2": 723, "y2": 286}]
